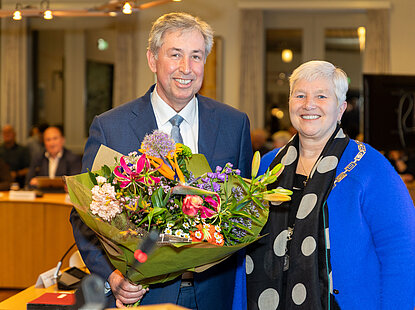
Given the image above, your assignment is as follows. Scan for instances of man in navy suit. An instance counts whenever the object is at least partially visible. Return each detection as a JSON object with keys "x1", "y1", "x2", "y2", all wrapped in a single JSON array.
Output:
[
  {"x1": 70, "y1": 12, "x2": 252, "y2": 309},
  {"x1": 26, "y1": 126, "x2": 81, "y2": 187}
]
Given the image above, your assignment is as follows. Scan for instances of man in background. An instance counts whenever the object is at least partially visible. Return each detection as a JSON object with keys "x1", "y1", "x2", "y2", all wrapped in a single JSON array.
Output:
[
  {"x1": 0, "y1": 124, "x2": 30, "y2": 188},
  {"x1": 70, "y1": 12, "x2": 252, "y2": 310},
  {"x1": 26, "y1": 126, "x2": 81, "y2": 187}
]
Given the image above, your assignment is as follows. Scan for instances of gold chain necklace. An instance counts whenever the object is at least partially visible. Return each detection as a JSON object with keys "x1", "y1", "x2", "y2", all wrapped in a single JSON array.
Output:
[{"x1": 298, "y1": 156, "x2": 310, "y2": 187}]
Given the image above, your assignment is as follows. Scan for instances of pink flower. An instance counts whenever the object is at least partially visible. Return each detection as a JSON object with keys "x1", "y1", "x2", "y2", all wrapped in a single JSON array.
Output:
[
  {"x1": 199, "y1": 206, "x2": 216, "y2": 219},
  {"x1": 204, "y1": 196, "x2": 218, "y2": 209},
  {"x1": 182, "y1": 195, "x2": 204, "y2": 217}
]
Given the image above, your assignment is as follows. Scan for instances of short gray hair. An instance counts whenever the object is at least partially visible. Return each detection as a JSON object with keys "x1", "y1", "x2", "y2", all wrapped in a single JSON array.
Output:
[
  {"x1": 289, "y1": 60, "x2": 349, "y2": 105},
  {"x1": 148, "y1": 12, "x2": 214, "y2": 60}
]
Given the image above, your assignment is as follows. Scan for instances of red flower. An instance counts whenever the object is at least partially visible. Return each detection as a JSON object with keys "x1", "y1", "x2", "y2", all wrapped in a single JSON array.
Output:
[{"x1": 182, "y1": 195, "x2": 204, "y2": 217}]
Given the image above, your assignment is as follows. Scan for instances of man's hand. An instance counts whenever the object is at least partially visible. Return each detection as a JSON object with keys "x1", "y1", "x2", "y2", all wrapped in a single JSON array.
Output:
[{"x1": 108, "y1": 269, "x2": 148, "y2": 308}]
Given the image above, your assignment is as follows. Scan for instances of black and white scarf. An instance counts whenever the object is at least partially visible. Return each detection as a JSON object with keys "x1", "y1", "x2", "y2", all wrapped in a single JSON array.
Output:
[{"x1": 247, "y1": 126, "x2": 349, "y2": 309}]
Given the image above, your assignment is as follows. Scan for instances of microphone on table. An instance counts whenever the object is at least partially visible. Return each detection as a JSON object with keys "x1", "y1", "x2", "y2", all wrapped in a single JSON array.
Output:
[
  {"x1": 53, "y1": 242, "x2": 88, "y2": 290},
  {"x1": 54, "y1": 242, "x2": 76, "y2": 280}
]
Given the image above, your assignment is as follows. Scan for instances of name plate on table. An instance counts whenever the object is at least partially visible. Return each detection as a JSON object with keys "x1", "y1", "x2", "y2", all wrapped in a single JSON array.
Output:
[{"x1": 8, "y1": 190, "x2": 36, "y2": 200}]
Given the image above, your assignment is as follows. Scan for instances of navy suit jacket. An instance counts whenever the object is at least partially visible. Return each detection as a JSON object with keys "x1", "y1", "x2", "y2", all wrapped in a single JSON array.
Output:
[
  {"x1": 26, "y1": 148, "x2": 81, "y2": 185},
  {"x1": 70, "y1": 85, "x2": 253, "y2": 309}
]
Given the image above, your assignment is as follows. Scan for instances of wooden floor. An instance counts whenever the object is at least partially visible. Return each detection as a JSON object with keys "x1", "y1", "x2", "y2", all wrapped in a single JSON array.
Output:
[{"x1": 0, "y1": 289, "x2": 22, "y2": 302}]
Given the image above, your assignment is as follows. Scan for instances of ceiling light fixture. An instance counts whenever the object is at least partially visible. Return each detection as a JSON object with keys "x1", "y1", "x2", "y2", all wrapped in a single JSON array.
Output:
[
  {"x1": 122, "y1": 2, "x2": 132, "y2": 15},
  {"x1": 13, "y1": 3, "x2": 22, "y2": 20},
  {"x1": 40, "y1": 0, "x2": 53, "y2": 20},
  {"x1": 357, "y1": 26, "x2": 366, "y2": 51},
  {"x1": 281, "y1": 49, "x2": 293, "y2": 63}
]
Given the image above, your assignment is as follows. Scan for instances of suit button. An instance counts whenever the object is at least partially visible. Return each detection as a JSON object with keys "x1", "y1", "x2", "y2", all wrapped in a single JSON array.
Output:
[{"x1": 333, "y1": 289, "x2": 339, "y2": 294}]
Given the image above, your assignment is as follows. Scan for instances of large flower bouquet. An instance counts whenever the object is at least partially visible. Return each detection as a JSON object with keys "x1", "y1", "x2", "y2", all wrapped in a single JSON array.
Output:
[{"x1": 65, "y1": 130, "x2": 291, "y2": 285}]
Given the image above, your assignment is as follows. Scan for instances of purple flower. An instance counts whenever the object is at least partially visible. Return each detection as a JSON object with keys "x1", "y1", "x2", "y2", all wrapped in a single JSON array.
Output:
[
  {"x1": 224, "y1": 167, "x2": 232, "y2": 174},
  {"x1": 234, "y1": 169, "x2": 241, "y2": 176},
  {"x1": 217, "y1": 173, "x2": 227, "y2": 182},
  {"x1": 140, "y1": 130, "x2": 176, "y2": 158},
  {"x1": 207, "y1": 172, "x2": 218, "y2": 179},
  {"x1": 215, "y1": 166, "x2": 222, "y2": 173},
  {"x1": 212, "y1": 182, "x2": 220, "y2": 192}
]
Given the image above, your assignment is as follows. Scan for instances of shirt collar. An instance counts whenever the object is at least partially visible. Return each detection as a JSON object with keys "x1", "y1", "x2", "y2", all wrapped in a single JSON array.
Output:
[
  {"x1": 45, "y1": 150, "x2": 63, "y2": 160},
  {"x1": 151, "y1": 85, "x2": 198, "y2": 127}
]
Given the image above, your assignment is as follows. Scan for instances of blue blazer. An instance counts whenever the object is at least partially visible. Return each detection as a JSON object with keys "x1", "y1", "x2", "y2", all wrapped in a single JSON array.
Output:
[{"x1": 70, "y1": 85, "x2": 253, "y2": 309}]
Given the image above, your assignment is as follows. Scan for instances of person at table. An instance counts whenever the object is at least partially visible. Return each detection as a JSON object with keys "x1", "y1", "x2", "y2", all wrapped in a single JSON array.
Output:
[
  {"x1": 26, "y1": 126, "x2": 81, "y2": 187},
  {"x1": 0, "y1": 124, "x2": 30, "y2": 189},
  {"x1": 70, "y1": 12, "x2": 252, "y2": 309},
  {"x1": 0, "y1": 157, "x2": 12, "y2": 191},
  {"x1": 246, "y1": 60, "x2": 415, "y2": 309}
]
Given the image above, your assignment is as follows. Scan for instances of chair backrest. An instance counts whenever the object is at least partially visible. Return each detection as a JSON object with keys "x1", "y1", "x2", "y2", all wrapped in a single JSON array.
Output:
[{"x1": 69, "y1": 250, "x2": 86, "y2": 269}]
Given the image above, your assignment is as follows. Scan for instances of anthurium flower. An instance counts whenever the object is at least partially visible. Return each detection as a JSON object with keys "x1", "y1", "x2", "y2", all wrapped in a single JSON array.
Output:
[{"x1": 182, "y1": 195, "x2": 204, "y2": 217}]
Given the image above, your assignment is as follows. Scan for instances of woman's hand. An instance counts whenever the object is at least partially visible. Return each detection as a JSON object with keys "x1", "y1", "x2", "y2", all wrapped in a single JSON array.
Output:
[{"x1": 108, "y1": 269, "x2": 149, "y2": 308}]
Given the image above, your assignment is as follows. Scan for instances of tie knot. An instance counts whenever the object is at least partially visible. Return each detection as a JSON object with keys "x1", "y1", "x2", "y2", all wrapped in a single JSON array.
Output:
[{"x1": 169, "y1": 115, "x2": 184, "y2": 127}]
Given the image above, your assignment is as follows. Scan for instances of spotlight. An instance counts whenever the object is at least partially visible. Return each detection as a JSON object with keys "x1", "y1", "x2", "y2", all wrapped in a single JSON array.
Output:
[
  {"x1": 122, "y1": 2, "x2": 132, "y2": 14},
  {"x1": 13, "y1": 3, "x2": 22, "y2": 20}
]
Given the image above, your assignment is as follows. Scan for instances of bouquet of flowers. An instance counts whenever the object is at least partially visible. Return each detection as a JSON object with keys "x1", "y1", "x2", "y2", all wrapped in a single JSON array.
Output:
[{"x1": 65, "y1": 130, "x2": 291, "y2": 285}]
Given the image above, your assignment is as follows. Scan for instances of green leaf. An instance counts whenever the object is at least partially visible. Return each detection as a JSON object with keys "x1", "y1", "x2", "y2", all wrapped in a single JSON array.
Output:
[
  {"x1": 171, "y1": 184, "x2": 217, "y2": 197},
  {"x1": 235, "y1": 200, "x2": 250, "y2": 211},
  {"x1": 231, "y1": 221, "x2": 255, "y2": 235},
  {"x1": 234, "y1": 175, "x2": 250, "y2": 193},
  {"x1": 88, "y1": 170, "x2": 98, "y2": 186},
  {"x1": 102, "y1": 165, "x2": 112, "y2": 178},
  {"x1": 251, "y1": 196, "x2": 265, "y2": 208}
]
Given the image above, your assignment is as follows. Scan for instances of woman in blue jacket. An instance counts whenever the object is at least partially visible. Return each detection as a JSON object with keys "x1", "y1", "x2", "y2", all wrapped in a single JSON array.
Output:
[{"x1": 246, "y1": 60, "x2": 415, "y2": 309}]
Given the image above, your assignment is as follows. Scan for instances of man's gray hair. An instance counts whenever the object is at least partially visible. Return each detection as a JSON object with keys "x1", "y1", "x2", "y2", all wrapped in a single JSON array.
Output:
[
  {"x1": 289, "y1": 60, "x2": 349, "y2": 105},
  {"x1": 147, "y1": 12, "x2": 214, "y2": 60}
]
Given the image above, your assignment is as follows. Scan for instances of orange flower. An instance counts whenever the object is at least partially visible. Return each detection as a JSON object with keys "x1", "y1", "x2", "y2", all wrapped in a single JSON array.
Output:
[{"x1": 190, "y1": 224, "x2": 224, "y2": 246}]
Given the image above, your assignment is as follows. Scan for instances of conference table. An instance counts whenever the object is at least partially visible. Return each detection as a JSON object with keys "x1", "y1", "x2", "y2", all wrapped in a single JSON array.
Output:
[
  {"x1": 0, "y1": 283, "x2": 188, "y2": 310},
  {"x1": 0, "y1": 191, "x2": 75, "y2": 288}
]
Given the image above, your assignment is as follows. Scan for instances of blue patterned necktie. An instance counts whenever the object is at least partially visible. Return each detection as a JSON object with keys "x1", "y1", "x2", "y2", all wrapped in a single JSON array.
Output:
[{"x1": 169, "y1": 114, "x2": 184, "y2": 144}]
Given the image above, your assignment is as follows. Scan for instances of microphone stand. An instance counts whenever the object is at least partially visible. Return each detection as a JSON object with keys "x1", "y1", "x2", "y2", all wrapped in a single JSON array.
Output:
[{"x1": 54, "y1": 242, "x2": 76, "y2": 281}]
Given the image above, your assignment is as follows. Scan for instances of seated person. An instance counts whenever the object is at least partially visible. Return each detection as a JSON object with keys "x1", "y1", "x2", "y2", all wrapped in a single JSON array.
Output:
[
  {"x1": 0, "y1": 124, "x2": 30, "y2": 188},
  {"x1": 0, "y1": 158, "x2": 12, "y2": 191},
  {"x1": 387, "y1": 149, "x2": 415, "y2": 183},
  {"x1": 26, "y1": 126, "x2": 81, "y2": 188}
]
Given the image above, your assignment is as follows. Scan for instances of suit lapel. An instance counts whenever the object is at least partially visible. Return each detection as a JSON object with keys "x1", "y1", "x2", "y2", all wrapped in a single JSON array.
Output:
[
  {"x1": 198, "y1": 95, "x2": 219, "y2": 164},
  {"x1": 128, "y1": 85, "x2": 158, "y2": 143}
]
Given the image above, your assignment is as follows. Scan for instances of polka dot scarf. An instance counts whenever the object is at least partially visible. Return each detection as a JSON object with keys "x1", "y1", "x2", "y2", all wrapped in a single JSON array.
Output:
[{"x1": 247, "y1": 126, "x2": 349, "y2": 309}]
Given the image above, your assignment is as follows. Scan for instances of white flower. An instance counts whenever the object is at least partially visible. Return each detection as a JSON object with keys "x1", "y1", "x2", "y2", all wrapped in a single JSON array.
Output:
[
  {"x1": 90, "y1": 183, "x2": 122, "y2": 221},
  {"x1": 194, "y1": 231, "x2": 203, "y2": 239},
  {"x1": 174, "y1": 229, "x2": 184, "y2": 237},
  {"x1": 183, "y1": 233, "x2": 190, "y2": 239},
  {"x1": 183, "y1": 222, "x2": 190, "y2": 229},
  {"x1": 215, "y1": 225, "x2": 221, "y2": 233},
  {"x1": 166, "y1": 222, "x2": 174, "y2": 228},
  {"x1": 164, "y1": 228, "x2": 173, "y2": 235},
  {"x1": 96, "y1": 176, "x2": 107, "y2": 185}
]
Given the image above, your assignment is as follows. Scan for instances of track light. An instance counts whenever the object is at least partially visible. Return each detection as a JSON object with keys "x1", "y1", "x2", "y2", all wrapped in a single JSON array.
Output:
[
  {"x1": 122, "y1": 2, "x2": 132, "y2": 14},
  {"x1": 13, "y1": 3, "x2": 22, "y2": 20}
]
